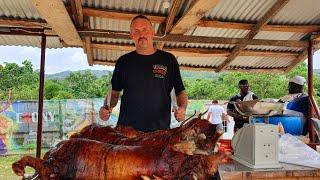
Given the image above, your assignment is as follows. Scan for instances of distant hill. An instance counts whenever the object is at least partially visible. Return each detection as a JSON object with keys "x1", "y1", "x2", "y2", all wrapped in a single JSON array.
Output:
[
  {"x1": 45, "y1": 70, "x2": 111, "y2": 80},
  {"x1": 45, "y1": 69, "x2": 218, "y2": 80}
]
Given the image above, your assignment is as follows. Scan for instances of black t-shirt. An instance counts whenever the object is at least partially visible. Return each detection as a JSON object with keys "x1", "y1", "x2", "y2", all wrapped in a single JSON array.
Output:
[
  {"x1": 227, "y1": 94, "x2": 259, "y2": 130},
  {"x1": 111, "y1": 50, "x2": 185, "y2": 132}
]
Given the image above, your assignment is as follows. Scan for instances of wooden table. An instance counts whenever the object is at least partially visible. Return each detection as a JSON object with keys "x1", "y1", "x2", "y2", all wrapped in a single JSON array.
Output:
[{"x1": 218, "y1": 160, "x2": 320, "y2": 180}]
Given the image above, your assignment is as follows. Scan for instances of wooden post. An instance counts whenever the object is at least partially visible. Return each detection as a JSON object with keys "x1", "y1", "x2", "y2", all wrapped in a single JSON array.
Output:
[
  {"x1": 36, "y1": 35, "x2": 46, "y2": 158},
  {"x1": 307, "y1": 40, "x2": 315, "y2": 143}
]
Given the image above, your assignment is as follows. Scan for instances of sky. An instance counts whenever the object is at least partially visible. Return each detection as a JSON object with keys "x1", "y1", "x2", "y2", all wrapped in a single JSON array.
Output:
[
  {"x1": 0, "y1": 46, "x2": 113, "y2": 74},
  {"x1": 0, "y1": 46, "x2": 319, "y2": 74}
]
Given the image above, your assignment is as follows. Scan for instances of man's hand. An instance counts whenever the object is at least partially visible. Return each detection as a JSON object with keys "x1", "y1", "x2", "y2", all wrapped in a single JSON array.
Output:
[
  {"x1": 99, "y1": 106, "x2": 112, "y2": 121},
  {"x1": 173, "y1": 107, "x2": 186, "y2": 122}
]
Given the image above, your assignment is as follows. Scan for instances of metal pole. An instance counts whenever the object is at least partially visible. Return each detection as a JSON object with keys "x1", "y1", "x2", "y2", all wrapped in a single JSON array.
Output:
[
  {"x1": 307, "y1": 40, "x2": 315, "y2": 143},
  {"x1": 36, "y1": 35, "x2": 46, "y2": 158}
]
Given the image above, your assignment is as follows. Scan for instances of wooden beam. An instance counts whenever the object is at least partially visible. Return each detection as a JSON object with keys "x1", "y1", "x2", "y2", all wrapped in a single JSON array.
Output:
[
  {"x1": 82, "y1": 7, "x2": 165, "y2": 24},
  {"x1": 70, "y1": 0, "x2": 84, "y2": 28},
  {"x1": 31, "y1": 0, "x2": 82, "y2": 46},
  {"x1": 156, "y1": 0, "x2": 182, "y2": 50},
  {"x1": 75, "y1": 0, "x2": 83, "y2": 28},
  {"x1": 216, "y1": 0, "x2": 290, "y2": 72},
  {"x1": 285, "y1": 35, "x2": 320, "y2": 72},
  {"x1": 93, "y1": 60, "x2": 116, "y2": 66},
  {"x1": 198, "y1": 20, "x2": 320, "y2": 33},
  {"x1": 70, "y1": 0, "x2": 79, "y2": 27},
  {"x1": 91, "y1": 42, "x2": 298, "y2": 58},
  {"x1": 170, "y1": 0, "x2": 220, "y2": 34},
  {"x1": 79, "y1": 29, "x2": 308, "y2": 48},
  {"x1": 84, "y1": 37, "x2": 93, "y2": 66},
  {"x1": 285, "y1": 48, "x2": 308, "y2": 72},
  {"x1": 80, "y1": 7, "x2": 320, "y2": 33},
  {"x1": 93, "y1": 59, "x2": 286, "y2": 73},
  {"x1": 0, "y1": 27, "x2": 57, "y2": 36},
  {"x1": 0, "y1": 18, "x2": 49, "y2": 29}
]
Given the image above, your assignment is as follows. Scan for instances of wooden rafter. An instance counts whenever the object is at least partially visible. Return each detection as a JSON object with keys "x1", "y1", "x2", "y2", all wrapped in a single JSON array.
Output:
[
  {"x1": 216, "y1": 0, "x2": 290, "y2": 72},
  {"x1": 285, "y1": 48, "x2": 308, "y2": 72},
  {"x1": 91, "y1": 42, "x2": 299, "y2": 58},
  {"x1": 285, "y1": 37, "x2": 320, "y2": 72},
  {"x1": 93, "y1": 59, "x2": 286, "y2": 73},
  {"x1": 0, "y1": 18, "x2": 49, "y2": 29},
  {"x1": 0, "y1": 27, "x2": 56, "y2": 36},
  {"x1": 170, "y1": 0, "x2": 220, "y2": 34},
  {"x1": 84, "y1": 36, "x2": 93, "y2": 66},
  {"x1": 70, "y1": 0, "x2": 84, "y2": 28},
  {"x1": 198, "y1": 20, "x2": 320, "y2": 33},
  {"x1": 78, "y1": 29, "x2": 308, "y2": 48},
  {"x1": 79, "y1": 7, "x2": 320, "y2": 33},
  {"x1": 155, "y1": 0, "x2": 182, "y2": 49},
  {"x1": 31, "y1": 0, "x2": 82, "y2": 46},
  {"x1": 83, "y1": 12, "x2": 93, "y2": 66}
]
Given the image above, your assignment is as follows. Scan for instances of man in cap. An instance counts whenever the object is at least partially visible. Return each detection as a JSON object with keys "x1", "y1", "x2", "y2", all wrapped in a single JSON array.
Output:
[{"x1": 280, "y1": 75, "x2": 308, "y2": 135}]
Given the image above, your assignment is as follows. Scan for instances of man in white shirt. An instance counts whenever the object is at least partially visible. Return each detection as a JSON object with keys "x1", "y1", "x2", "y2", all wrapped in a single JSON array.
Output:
[{"x1": 207, "y1": 100, "x2": 227, "y2": 131}]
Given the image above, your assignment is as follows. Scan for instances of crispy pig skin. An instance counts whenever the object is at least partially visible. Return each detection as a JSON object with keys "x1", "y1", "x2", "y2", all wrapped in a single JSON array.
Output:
[
  {"x1": 12, "y1": 118, "x2": 229, "y2": 179},
  {"x1": 13, "y1": 139, "x2": 228, "y2": 179}
]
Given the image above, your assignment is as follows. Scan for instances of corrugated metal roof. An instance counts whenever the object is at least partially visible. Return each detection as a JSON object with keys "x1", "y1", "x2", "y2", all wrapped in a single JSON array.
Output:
[
  {"x1": 92, "y1": 37, "x2": 133, "y2": 44},
  {"x1": 0, "y1": 0, "x2": 42, "y2": 19},
  {"x1": 230, "y1": 56, "x2": 293, "y2": 68},
  {"x1": 0, "y1": 35, "x2": 63, "y2": 48},
  {"x1": 93, "y1": 49, "x2": 128, "y2": 61},
  {"x1": 270, "y1": 0, "x2": 320, "y2": 24},
  {"x1": 89, "y1": 17, "x2": 160, "y2": 32},
  {"x1": 82, "y1": 0, "x2": 169, "y2": 15},
  {"x1": 205, "y1": 0, "x2": 277, "y2": 23},
  {"x1": 185, "y1": 27, "x2": 249, "y2": 49},
  {"x1": 177, "y1": 56, "x2": 226, "y2": 67},
  {"x1": 245, "y1": 45, "x2": 303, "y2": 52},
  {"x1": 254, "y1": 31, "x2": 307, "y2": 41}
]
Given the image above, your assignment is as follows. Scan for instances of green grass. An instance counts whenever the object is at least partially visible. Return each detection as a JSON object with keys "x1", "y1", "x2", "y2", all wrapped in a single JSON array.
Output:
[{"x1": 0, "y1": 149, "x2": 49, "y2": 180}]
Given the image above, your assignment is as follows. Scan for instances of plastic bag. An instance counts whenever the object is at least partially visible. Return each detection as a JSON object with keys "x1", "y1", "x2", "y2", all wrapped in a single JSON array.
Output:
[{"x1": 279, "y1": 134, "x2": 320, "y2": 168}]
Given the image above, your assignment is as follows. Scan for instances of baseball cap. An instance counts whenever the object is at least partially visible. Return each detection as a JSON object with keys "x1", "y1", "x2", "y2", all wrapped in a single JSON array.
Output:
[{"x1": 289, "y1": 75, "x2": 306, "y2": 86}]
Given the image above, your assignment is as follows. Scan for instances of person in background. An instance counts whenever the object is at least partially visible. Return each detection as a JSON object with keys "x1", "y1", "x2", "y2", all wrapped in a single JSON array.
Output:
[
  {"x1": 280, "y1": 75, "x2": 308, "y2": 135},
  {"x1": 207, "y1": 100, "x2": 227, "y2": 131},
  {"x1": 227, "y1": 79, "x2": 259, "y2": 132},
  {"x1": 99, "y1": 15, "x2": 188, "y2": 132}
]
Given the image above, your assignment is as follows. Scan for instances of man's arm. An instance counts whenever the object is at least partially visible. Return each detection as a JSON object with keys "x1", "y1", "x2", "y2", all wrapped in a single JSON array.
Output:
[
  {"x1": 174, "y1": 91, "x2": 188, "y2": 121},
  {"x1": 207, "y1": 112, "x2": 212, "y2": 121},
  {"x1": 100, "y1": 90, "x2": 120, "y2": 121},
  {"x1": 176, "y1": 90, "x2": 188, "y2": 110},
  {"x1": 108, "y1": 90, "x2": 120, "y2": 108}
]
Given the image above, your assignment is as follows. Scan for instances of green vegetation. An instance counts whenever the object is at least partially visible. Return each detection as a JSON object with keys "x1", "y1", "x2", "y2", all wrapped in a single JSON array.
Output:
[
  {"x1": 0, "y1": 60, "x2": 319, "y2": 104},
  {"x1": 0, "y1": 149, "x2": 49, "y2": 179}
]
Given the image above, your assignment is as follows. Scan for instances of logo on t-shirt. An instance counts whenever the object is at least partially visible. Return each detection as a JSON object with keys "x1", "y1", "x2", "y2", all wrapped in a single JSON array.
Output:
[{"x1": 153, "y1": 64, "x2": 167, "y2": 78}]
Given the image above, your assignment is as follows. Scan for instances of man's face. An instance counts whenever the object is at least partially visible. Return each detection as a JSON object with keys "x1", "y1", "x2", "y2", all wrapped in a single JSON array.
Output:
[
  {"x1": 130, "y1": 18, "x2": 155, "y2": 50},
  {"x1": 239, "y1": 83, "x2": 250, "y2": 94}
]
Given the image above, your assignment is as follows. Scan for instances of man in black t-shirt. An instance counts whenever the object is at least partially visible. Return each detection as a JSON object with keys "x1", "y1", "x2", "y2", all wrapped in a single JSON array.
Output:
[
  {"x1": 227, "y1": 79, "x2": 259, "y2": 131},
  {"x1": 99, "y1": 15, "x2": 188, "y2": 132}
]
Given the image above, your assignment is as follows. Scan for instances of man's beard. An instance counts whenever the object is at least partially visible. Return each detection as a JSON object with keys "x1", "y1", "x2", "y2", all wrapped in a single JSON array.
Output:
[{"x1": 138, "y1": 38, "x2": 149, "y2": 49}]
